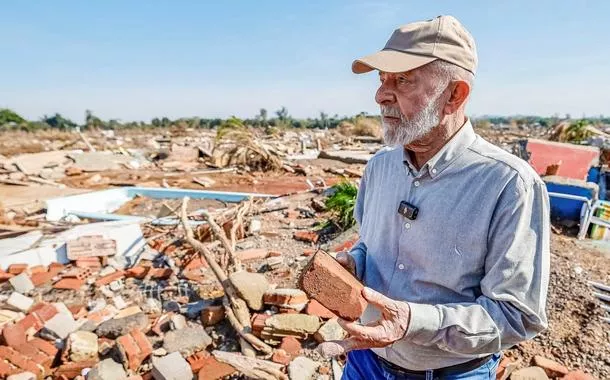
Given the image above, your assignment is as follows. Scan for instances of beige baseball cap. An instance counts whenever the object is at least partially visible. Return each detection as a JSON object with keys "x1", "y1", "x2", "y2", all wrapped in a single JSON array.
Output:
[{"x1": 352, "y1": 15, "x2": 477, "y2": 75}]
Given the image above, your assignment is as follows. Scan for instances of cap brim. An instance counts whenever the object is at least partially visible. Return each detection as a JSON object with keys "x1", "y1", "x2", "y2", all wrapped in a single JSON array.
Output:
[{"x1": 352, "y1": 50, "x2": 437, "y2": 74}]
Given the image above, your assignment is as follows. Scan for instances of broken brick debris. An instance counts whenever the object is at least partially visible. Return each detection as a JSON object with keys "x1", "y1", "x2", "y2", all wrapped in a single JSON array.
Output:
[
  {"x1": 293, "y1": 230, "x2": 319, "y2": 244},
  {"x1": 66, "y1": 235, "x2": 117, "y2": 260},
  {"x1": 299, "y1": 250, "x2": 367, "y2": 321},
  {"x1": 116, "y1": 329, "x2": 153, "y2": 371}
]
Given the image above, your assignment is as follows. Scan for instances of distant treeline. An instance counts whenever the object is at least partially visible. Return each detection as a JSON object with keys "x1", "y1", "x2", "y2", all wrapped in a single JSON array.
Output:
[{"x1": 1, "y1": 107, "x2": 608, "y2": 131}]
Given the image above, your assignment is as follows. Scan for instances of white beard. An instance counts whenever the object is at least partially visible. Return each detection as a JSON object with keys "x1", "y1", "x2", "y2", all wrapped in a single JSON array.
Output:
[{"x1": 381, "y1": 94, "x2": 443, "y2": 146}]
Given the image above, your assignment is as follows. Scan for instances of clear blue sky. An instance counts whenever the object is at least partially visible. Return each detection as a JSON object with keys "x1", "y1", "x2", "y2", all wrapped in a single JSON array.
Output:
[{"x1": 1, "y1": 1, "x2": 609, "y2": 123}]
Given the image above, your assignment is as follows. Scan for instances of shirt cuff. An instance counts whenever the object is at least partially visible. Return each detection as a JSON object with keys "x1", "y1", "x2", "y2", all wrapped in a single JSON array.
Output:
[
  {"x1": 348, "y1": 247, "x2": 366, "y2": 280},
  {"x1": 404, "y1": 302, "x2": 441, "y2": 344}
]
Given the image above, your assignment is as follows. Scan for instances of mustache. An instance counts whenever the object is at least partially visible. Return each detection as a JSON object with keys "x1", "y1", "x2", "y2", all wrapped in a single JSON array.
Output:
[{"x1": 380, "y1": 106, "x2": 403, "y2": 118}]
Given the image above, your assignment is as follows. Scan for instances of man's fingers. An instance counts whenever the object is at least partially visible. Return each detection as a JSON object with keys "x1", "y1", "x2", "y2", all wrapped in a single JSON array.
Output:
[
  {"x1": 362, "y1": 287, "x2": 393, "y2": 309},
  {"x1": 337, "y1": 318, "x2": 381, "y2": 340},
  {"x1": 316, "y1": 338, "x2": 369, "y2": 358}
]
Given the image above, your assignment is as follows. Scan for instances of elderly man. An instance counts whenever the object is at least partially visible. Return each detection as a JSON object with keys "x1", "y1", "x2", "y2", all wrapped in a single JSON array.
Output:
[{"x1": 323, "y1": 15, "x2": 550, "y2": 379}]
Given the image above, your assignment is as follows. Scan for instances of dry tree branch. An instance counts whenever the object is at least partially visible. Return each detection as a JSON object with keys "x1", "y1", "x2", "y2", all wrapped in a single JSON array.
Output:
[
  {"x1": 223, "y1": 296, "x2": 273, "y2": 355},
  {"x1": 180, "y1": 197, "x2": 273, "y2": 355},
  {"x1": 200, "y1": 209, "x2": 239, "y2": 268}
]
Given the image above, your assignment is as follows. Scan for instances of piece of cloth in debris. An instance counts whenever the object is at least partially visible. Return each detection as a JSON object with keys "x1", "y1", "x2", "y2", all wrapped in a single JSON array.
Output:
[{"x1": 349, "y1": 119, "x2": 550, "y2": 370}]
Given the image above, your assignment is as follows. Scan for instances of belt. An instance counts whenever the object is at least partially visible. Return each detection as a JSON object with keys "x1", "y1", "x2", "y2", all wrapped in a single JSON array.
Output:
[{"x1": 376, "y1": 354, "x2": 494, "y2": 377}]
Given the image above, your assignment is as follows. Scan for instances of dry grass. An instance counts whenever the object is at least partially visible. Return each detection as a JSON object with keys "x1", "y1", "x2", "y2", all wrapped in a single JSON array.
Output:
[{"x1": 338, "y1": 117, "x2": 381, "y2": 138}]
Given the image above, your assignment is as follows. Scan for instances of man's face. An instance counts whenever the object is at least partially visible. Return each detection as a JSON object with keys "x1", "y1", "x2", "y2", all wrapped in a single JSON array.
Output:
[{"x1": 375, "y1": 68, "x2": 446, "y2": 146}]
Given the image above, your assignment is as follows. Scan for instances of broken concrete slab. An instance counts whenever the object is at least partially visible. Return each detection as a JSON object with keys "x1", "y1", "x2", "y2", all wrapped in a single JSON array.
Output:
[
  {"x1": 288, "y1": 356, "x2": 320, "y2": 380},
  {"x1": 87, "y1": 358, "x2": 128, "y2": 380},
  {"x1": 229, "y1": 271, "x2": 269, "y2": 311},
  {"x1": 9, "y1": 273, "x2": 35, "y2": 294},
  {"x1": 69, "y1": 330, "x2": 99, "y2": 362},
  {"x1": 162, "y1": 326, "x2": 212, "y2": 356},
  {"x1": 314, "y1": 319, "x2": 347, "y2": 343},
  {"x1": 152, "y1": 351, "x2": 192, "y2": 380},
  {"x1": 43, "y1": 311, "x2": 79, "y2": 339},
  {"x1": 95, "y1": 312, "x2": 148, "y2": 339},
  {"x1": 6, "y1": 292, "x2": 34, "y2": 313}
]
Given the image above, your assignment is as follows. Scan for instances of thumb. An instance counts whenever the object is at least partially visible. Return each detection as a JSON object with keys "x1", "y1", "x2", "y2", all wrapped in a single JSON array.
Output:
[
  {"x1": 316, "y1": 338, "x2": 365, "y2": 358},
  {"x1": 362, "y1": 287, "x2": 392, "y2": 309}
]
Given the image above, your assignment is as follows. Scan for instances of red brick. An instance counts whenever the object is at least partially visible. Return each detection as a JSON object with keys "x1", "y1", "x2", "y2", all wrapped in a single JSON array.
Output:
[
  {"x1": 0, "y1": 346, "x2": 43, "y2": 377},
  {"x1": 116, "y1": 329, "x2": 152, "y2": 371},
  {"x1": 148, "y1": 268, "x2": 172, "y2": 280},
  {"x1": 126, "y1": 266, "x2": 149, "y2": 279},
  {"x1": 331, "y1": 238, "x2": 357, "y2": 253},
  {"x1": 75, "y1": 256, "x2": 102, "y2": 269},
  {"x1": 299, "y1": 250, "x2": 366, "y2": 321},
  {"x1": 182, "y1": 269, "x2": 205, "y2": 282},
  {"x1": 201, "y1": 305, "x2": 225, "y2": 326},
  {"x1": 0, "y1": 270, "x2": 14, "y2": 282},
  {"x1": 561, "y1": 370, "x2": 596, "y2": 380},
  {"x1": 279, "y1": 336, "x2": 301, "y2": 357},
  {"x1": 53, "y1": 277, "x2": 85, "y2": 290},
  {"x1": 305, "y1": 299, "x2": 337, "y2": 319},
  {"x1": 263, "y1": 289, "x2": 308, "y2": 308},
  {"x1": 250, "y1": 313, "x2": 270, "y2": 337},
  {"x1": 267, "y1": 251, "x2": 282, "y2": 258},
  {"x1": 48, "y1": 262, "x2": 65, "y2": 272},
  {"x1": 63, "y1": 267, "x2": 92, "y2": 281},
  {"x1": 533, "y1": 355, "x2": 569, "y2": 378},
  {"x1": 0, "y1": 359, "x2": 15, "y2": 377},
  {"x1": 31, "y1": 303, "x2": 59, "y2": 323},
  {"x1": 183, "y1": 256, "x2": 208, "y2": 271},
  {"x1": 151, "y1": 314, "x2": 172, "y2": 337},
  {"x1": 29, "y1": 337, "x2": 59, "y2": 358},
  {"x1": 189, "y1": 351, "x2": 236, "y2": 379},
  {"x1": 7, "y1": 264, "x2": 28, "y2": 275},
  {"x1": 15, "y1": 343, "x2": 52, "y2": 368},
  {"x1": 294, "y1": 230, "x2": 319, "y2": 243},
  {"x1": 30, "y1": 271, "x2": 55, "y2": 286},
  {"x1": 271, "y1": 349, "x2": 291, "y2": 365},
  {"x1": 55, "y1": 360, "x2": 97, "y2": 378},
  {"x1": 236, "y1": 248, "x2": 268, "y2": 262},
  {"x1": 95, "y1": 270, "x2": 125, "y2": 286},
  {"x1": 2, "y1": 323, "x2": 26, "y2": 347},
  {"x1": 28, "y1": 265, "x2": 47, "y2": 274},
  {"x1": 16, "y1": 313, "x2": 44, "y2": 334},
  {"x1": 302, "y1": 249, "x2": 316, "y2": 257},
  {"x1": 67, "y1": 304, "x2": 87, "y2": 319}
]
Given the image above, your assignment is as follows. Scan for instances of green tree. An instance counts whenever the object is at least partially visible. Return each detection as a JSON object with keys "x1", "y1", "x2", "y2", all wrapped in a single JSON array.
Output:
[
  {"x1": 85, "y1": 110, "x2": 104, "y2": 129},
  {"x1": 0, "y1": 109, "x2": 26, "y2": 126},
  {"x1": 42, "y1": 113, "x2": 77, "y2": 130}
]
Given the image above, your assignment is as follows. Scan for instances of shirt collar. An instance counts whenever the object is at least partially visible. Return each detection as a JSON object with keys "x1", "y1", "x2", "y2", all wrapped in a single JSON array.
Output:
[{"x1": 403, "y1": 118, "x2": 477, "y2": 178}]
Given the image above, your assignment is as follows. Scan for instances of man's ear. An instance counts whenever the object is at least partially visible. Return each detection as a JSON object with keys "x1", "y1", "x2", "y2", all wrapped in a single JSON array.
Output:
[{"x1": 442, "y1": 80, "x2": 470, "y2": 115}]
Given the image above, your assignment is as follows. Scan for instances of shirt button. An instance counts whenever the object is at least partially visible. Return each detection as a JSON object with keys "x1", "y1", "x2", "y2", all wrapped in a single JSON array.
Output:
[
  {"x1": 431, "y1": 168, "x2": 437, "y2": 174},
  {"x1": 414, "y1": 181, "x2": 420, "y2": 187},
  {"x1": 404, "y1": 222, "x2": 411, "y2": 229},
  {"x1": 398, "y1": 264, "x2": 405, "y2": 270}
]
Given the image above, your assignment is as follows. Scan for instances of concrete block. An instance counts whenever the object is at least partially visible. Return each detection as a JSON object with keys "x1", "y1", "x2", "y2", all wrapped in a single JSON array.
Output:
[
  {"x1": 7, "y1": 292, "x2": 34, "y2": 313},
  {"x1": 152, "y1": 352, "x2": 192, "y2": 380},
  {"x1": 9, "y1": 273, "x2": 35, "y2": 294}
]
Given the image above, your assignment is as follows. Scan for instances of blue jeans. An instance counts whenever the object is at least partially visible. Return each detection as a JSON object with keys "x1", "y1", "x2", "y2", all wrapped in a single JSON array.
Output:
[{"x1": 342, "y1": 350, "x2": 501, "y2": 380}]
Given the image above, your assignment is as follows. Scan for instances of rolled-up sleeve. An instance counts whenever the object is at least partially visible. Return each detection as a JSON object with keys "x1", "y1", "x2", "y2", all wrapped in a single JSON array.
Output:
[
  {"x1": 349, "y1": 165, "x2": 369, "y2": 280},
  {"x1": 404, "y1": 175, "x2": 550, "y2": 354}
]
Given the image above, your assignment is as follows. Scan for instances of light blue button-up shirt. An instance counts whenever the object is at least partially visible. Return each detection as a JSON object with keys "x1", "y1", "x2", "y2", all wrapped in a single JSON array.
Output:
[{"x1": 349, "y1": 119, "x2": 550, "y2": 370}]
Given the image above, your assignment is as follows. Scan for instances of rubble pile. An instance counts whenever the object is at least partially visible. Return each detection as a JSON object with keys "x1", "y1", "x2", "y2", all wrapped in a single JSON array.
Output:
[{"x1": 0, "y1": 126, "x2": 608, "y2": 379}]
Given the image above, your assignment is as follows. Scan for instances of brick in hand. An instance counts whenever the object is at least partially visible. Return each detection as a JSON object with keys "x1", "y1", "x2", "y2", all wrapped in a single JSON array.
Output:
[{"x1": 299, "y1": 250, "x2": 367, "y2": 321}]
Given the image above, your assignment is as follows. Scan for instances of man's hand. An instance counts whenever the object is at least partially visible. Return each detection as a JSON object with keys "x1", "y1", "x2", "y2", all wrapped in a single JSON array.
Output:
[
  {"x1": 335, "y1": 251, "x2": 357, "y2": 277},
  {"x1": 317, "y1": 287, "x2": 411, "y2": 358}
]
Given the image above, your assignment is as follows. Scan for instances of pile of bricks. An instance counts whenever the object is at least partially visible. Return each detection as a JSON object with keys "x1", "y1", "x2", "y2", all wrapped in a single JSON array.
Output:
[{"x1": 0, "y1": 222, "x2": 364, "y2": 380}]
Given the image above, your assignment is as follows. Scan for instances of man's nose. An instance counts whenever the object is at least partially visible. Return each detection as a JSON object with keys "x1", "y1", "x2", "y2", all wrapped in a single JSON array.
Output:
[{"x1": 375, "y1": 83, "x2": 395, "y2": 105}]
